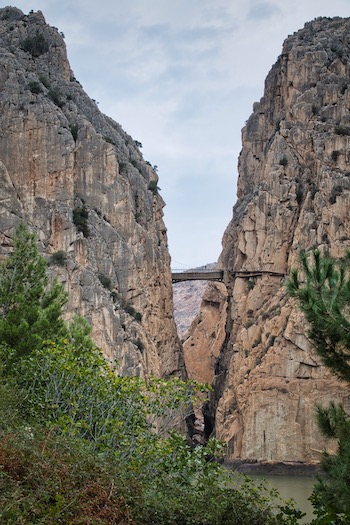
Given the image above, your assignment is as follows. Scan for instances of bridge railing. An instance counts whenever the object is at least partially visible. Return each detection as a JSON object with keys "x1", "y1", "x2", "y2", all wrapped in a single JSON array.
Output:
[{"x1": 171, "y1": 267, "x2": 218, "y2": 273}]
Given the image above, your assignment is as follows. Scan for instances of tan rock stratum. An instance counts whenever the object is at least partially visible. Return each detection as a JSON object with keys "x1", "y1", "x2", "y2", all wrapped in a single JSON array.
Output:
[
  {"x1": 0, "y1": 7, "x2": 183, "y2": 379},
  {"x1": 187, "y1": 17, "x2": 350, "y2": 463}
]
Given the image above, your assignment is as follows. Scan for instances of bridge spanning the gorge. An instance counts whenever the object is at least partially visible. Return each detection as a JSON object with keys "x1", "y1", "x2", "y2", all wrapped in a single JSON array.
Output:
[{"x1": 171, "y1": 268, "x2": 286, "y2": 283}]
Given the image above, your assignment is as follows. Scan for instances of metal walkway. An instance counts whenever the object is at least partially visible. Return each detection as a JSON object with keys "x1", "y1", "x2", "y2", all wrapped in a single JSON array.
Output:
[
  {"x1": 172, "y1": 269, "x2": 224, "y2": 283},
  {"x1": 171, "y1": 268, "x2": 285, "y2": 283}
]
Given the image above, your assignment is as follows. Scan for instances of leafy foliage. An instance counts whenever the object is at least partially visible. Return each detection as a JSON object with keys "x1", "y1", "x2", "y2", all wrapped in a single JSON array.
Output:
[
  {"x1": 287, "y1": 250, "x2": 350, "y2": 522},
  {"x1": 148, "y1": 180, "x2": 160, "y2": 195},
  {"x1": 98, "y1": 273, "x2": 112, "y2": 290},
  {"x1": 0, "y1": 225, "x2": 303, "y2": 524},
  {"x1": 48, "y1": 86, "x2": 64, "y2": 108},
  {"x1": 0, "y1": 392, "x2": 138, "y2": 524},
  {"x1": 73, "y1": 204, "x2": 90, "y2": 237},
  {"x1": 0, "y1": 224, "x2": 67, "y2": 356},
  {"x1": 28, "y1": 80, "x2": 42, "y2": 94},
  {"x1": 287, "y1": 249, "x2": 350, "y2": 381},
  {"x1": 22, "y1": 32, "x2": 49, "y2": 57},
  {"x1": 49, "y1": 250, "x2": 67, "y2": 266}
]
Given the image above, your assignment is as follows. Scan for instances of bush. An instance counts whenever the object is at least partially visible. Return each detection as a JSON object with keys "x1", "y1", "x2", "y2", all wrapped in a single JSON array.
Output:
[
  {"x1": 134, "y1": 338, "x2": 144, "y2": 352},
  {"x1": 98, "y1": 273, "x2": 112, "y2": 290},
  {"x1": 104, "y1": 136, "x2": 116, "y2": 145},
  {"x1": 331, "y1": 150, "x2": 340, "y2": 162},
  {"x1": 22, "y1": 32, "x2": 49, "y2": 57},
  {"x1": 296, "y1": 183, "x2": 303, "y2": 205},
  {"x1": 28, "y1": 80, "x2": 42, "y2": 94},
  {"x1": 48, "y1": 86, "x2": 64, "y2": 108},
  {"x1": 49, "y1": 250, "x2": 67, "y2": 266},
  {"x1": 39, "y1": 75, "x2": 50, "y2": 89},
  {"x1": 247, "y1": 278, "x2": 256, "y2": 291},
  {"x1": 148, "y1": 180, "x2": 160, "y2": 195},
  {"x1": 73, "y1": 204, "x2": 90, "y2": 237},
  {"x1": 0, "y1": 415, "x2": 138, "y2": 524},
  {"x1": 70, "y1": 123, "x2": 79, "y2": 141},
  {"x1": 279, "y1": 156, "x2": 288, "y2": 166},
  {"x1": 334, "y1": 125, "x2": 350, "y2": 136},
  {"x1": 124, "y1": 303, "x2": 142, "y2": 322}
]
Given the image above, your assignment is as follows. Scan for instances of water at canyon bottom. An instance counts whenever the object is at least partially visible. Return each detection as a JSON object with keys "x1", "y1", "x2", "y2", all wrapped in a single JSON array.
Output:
[{"x1": 252, "y1": 474, "x2": 316, "y2": 524}]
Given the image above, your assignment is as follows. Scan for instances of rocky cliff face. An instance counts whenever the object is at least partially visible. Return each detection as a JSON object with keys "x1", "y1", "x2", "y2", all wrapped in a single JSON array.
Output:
[
  {"x1": 0, "y1": 7, "x2": 183, "y2": 378},
  {"x1": 189, "y1": 17, "x2": 350, "y2": 463},
  {"x1": 182, "y1": 282, "x2": 226, "y2": 385}
]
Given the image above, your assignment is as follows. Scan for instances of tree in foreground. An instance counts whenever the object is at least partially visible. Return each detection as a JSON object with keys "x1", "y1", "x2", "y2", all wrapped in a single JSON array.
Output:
[
  {"x1": 287, "y1": 250, "x2": 350, "y2": 523},
  {"x1": 0, "y1": 224, "x2": 67, "y2": 356},
  {"x1": 0, "y1": 225, "x2": 303, "y2": 524}
]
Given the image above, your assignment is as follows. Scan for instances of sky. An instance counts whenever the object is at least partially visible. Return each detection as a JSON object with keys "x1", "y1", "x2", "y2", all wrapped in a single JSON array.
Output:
[{"x1": 10, "y1": 1, "x2": 350, "y2": 268}]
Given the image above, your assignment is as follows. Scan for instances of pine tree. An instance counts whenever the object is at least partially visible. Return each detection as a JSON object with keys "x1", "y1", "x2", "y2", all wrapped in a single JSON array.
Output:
[
  {"x1": 0, "y1": 224, "x2": 68, "y2": 356},
  {"x1": 287, "y1": 250, "x2": 350, "y2": 521}
]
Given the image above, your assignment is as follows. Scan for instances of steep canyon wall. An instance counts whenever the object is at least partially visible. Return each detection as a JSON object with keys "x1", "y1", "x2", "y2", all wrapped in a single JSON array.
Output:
[
  {"x1": 187, "y1": 17, "x2": 350, "y2": 463},
  {"x1": 0, "y1": 7, "x2": 182, "y2": 379}
]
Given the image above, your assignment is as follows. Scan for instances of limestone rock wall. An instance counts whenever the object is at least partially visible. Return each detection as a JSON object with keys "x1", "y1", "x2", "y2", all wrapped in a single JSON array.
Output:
[
  {"x1": 183, "y1": 282, "x2": 226, "y2": 384},
  {"x1": 0, "y1": 7, "x2": 183, "y2": 378},
  {"x1": 195, "y1": 17, "x2": 350, "y2": 462}
]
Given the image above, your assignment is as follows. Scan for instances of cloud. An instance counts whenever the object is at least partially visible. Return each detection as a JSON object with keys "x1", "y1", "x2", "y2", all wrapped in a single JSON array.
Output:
[
  {"x1": 247, "y1": 2, "x2": 281, "y2": 21},
  {"x1": 11, "y1": 0, "x2": 350, "y2": 266}
]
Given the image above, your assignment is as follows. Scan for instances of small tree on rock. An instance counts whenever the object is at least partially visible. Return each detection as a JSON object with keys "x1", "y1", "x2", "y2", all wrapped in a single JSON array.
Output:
[{"x1": 0, "y1": 224, "x2": 68, "y2": 356}]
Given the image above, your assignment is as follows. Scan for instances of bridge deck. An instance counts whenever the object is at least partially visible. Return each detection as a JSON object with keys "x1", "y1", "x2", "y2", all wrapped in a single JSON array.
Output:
[
  {"x1": 172, "y1": 270, "x2": 224, "y2": 283},
  {"x1": 171, "y1": 269, "x2": 285, "y2": 283}
]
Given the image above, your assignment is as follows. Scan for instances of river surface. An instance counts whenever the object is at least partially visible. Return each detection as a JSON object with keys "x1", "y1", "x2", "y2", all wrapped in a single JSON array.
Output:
[{"x1": 251, "y1": 474, "x2": 316, "y2": 524}]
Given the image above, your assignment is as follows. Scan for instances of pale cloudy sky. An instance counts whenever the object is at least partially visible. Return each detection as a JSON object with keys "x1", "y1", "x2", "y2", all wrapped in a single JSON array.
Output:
[{"x1": 13, "y1": 1, "x2": 350, "y2": 267}]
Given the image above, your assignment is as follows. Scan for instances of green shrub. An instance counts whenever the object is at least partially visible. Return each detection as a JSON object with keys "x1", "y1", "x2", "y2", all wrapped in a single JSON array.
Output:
[
  {"x1": 22, "y1": 32, "x2": 49, "y2": 57},
  {"x1": 49, "y1": 250, "x2": 67, "y2": 266},
  {"x1": 279, "y1": 156, "x2": 288, "y2": 166},
  {"x1": 98, "y1": 273, "x2": 112, "y2": 290},
  {"x1": 0, "y1": 416, "x2": 138, "y2": 524},
  {"x1": 296, "y1": 183, "x2": 303, "y2": 205},
  {"x1": 28, "y1": 80, "x2": 42, "y2": 94},
  {"x1": 329, "y1": 184, "x2": 343, "y2": 204},
  {"x1": 39, "y1": 75, "x2": 50, "y2": 88},
  {"x1": 48, "y1": 86, "x2": 64, "y2": 108},
  {"x1": 73, "y1": 204, "x2": 90, "y2": 237},
  {"x1": 104, "y1": 136, "x2": 116, "y2": 145},
  {"x1": 148, "y1": 180, "x2": 160, "y2": 195},
  {"x1": 125, "y1": 303, "x2": 142, "y2": 322},
  {"x1": 331, "y1": 150, "x2": 340, "y2": 162},
  {"x1": 334, "y1": 125, "x2": 350, "y2": 136},
  {"x1": 134, "y1": 338, "x2": 144, "y2": 352},
  {"x1": 247, "y1": 278, "x2": 256, "y2": 291}
]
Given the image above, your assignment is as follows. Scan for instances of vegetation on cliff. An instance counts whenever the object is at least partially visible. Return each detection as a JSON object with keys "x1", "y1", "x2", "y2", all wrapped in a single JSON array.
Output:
[
  {"x1": 288, "y1": 250, "x2": 350, "y2": 523},
  {"x1": 0, "y1": 225, "x2": 303, "y2": 524}
]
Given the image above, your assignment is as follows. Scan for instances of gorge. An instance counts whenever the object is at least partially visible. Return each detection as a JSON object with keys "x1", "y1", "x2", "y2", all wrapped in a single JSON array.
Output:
[
  {"x1": 182, "y1": 16, "x2": 350, "y2": 464},
  {"x1": 0, "y1": 6, "x2": 350, "y2": 468}
]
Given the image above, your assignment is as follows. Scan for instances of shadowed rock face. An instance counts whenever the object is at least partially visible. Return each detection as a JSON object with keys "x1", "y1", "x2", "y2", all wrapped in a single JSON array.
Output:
[
  {"x1": 0, "y1": 7, "x2": 183, "y2": 379},
  {"x1": 189, "y1": 17, "x2": 350, "y2": 463}
]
